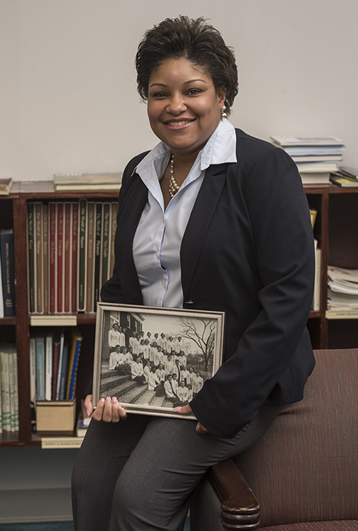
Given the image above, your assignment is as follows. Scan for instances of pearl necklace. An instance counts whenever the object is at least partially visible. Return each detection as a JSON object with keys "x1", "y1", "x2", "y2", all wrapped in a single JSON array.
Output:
[{"x1": 168, "y1": 155, "x2": 181, "y2": 199}]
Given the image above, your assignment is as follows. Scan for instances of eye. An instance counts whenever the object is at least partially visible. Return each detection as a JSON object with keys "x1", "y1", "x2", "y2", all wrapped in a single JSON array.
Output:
[
  {"x1": 187, "y1": 88, "x2": 202, "y2": 96},
  {"x1": 152, "y1": 91, "x2": 167, "y2": 99}
]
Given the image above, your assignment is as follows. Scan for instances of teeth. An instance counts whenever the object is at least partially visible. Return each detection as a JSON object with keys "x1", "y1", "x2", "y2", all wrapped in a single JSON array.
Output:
[{"x1": 167, "y1": 121, "x2": 190, "y2": 126}]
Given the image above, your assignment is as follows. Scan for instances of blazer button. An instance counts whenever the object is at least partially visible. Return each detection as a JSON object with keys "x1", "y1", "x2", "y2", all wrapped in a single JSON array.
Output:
[{"x1": 185, "y1": 300, "x2": 194, "y2": 304}]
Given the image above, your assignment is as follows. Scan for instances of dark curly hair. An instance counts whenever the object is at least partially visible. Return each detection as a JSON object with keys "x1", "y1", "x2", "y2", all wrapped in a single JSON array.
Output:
[{"x1": 135, "y1": 16, "x2": 239, "y2": 115}]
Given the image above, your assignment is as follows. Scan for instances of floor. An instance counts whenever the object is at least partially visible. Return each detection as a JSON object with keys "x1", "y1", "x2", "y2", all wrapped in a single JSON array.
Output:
[{"x1": 0, "y1": 517, "x2": 191, "y2": 530}]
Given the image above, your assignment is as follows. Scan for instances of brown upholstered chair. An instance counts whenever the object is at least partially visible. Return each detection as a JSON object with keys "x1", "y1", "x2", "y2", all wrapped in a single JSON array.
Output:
[{"x1": 190, "y1": 349, "x2": 358, "y2": 531}]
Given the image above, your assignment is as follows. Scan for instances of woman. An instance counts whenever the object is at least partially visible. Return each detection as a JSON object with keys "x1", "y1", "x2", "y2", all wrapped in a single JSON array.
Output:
[{"x1": 72, "y1": 16, "x2": 315, "y2": 531}]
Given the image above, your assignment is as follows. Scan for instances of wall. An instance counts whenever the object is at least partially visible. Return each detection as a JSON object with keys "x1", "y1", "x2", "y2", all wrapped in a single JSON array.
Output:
[{"x1": 1, "y1": 0, "x2": 358, "y2": 182}]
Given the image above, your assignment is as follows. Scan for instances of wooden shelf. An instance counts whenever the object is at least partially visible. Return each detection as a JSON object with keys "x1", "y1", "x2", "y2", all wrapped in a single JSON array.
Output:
[{"x1": 1, "y1": 182, "x2": 358, "y2": 447}]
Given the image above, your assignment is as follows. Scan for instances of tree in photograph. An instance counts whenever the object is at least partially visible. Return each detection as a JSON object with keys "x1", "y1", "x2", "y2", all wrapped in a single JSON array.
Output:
[{"x1": 179, "y1": 317, "x2": 215, "y2": 371}]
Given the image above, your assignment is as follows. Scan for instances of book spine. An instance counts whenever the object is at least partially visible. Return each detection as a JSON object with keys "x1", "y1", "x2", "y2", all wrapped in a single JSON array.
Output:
[
  {"x1": 93, "y1": 202, "x2": 102, "y2": 311},
  {"x1": 64, "y1": 202, "x2": 72, "y2": 313},
  {"x1": 0, "y1": 350, "x2": 11, "y2": 431},
  {"x1": 77, "y1": 200, "x2": 87, "y2": 312},
  {"x1": 86, "y1": 203, "x2": 95, "y2": 313},
  {"x1": 43, "y1": 204, "x2": 49, "y2": 314},
  {"x1": 0, "y1": 230, "x2": 15, "y2": 316},
  {"x1": 71, "y1": 203, "x2": 79, "y2": 314},
  {"x1": 35, "y1": 203, "x2": 44, "y2": 314},
  {"x1": 45, "y1": 334, "x2": 53, "y2": 401},
  {"x1": 27, "y1": 203, "x2": 36, "y2": 313},
  {"x1": 12, "y1": 349, "x2": 19, "y2": 431},
  {"x1": 58, "y1": 342, "x2": 69, "y2": 401},
  {"x1": 101, "y1": 203, "x2": 111, "y2": 290},
  {"x1": 29, "y1": 337, "x2": 37, "y2": 406},
  {"x1": 52, "y1": 335, "x2": 61, "y2": 400},
  {"x1": 67, "y1": 336, "x2": 82, "y2": 400},
  {"x1": 57, "y1": 203, "x2": 64, "y2": 313},
  {"x1": 8, "y1": 351, "x2": 15, "y2": 431},
  {"x1": 109, "y1": 202, "x2": 118, "y2": 278},
  {"x1": 49, "y1": 203, "x2": 57, "y2": 314},
  {"x1": 55, "y1": 330, "x2": 65, "y2": 400},
  {"x1": 36, "y1": 337, "x2": 45, "y2": 401}
]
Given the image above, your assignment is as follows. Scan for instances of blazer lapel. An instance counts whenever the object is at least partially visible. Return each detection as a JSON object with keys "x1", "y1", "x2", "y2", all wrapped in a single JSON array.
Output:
[{"x1": 181, "y1": 164, "x2": 227, "y2": 300}]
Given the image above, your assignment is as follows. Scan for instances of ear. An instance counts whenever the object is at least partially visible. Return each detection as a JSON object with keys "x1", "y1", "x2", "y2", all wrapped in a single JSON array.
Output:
[{"x1": 216, "y1": 85, "x2": 226, "y2": 107}]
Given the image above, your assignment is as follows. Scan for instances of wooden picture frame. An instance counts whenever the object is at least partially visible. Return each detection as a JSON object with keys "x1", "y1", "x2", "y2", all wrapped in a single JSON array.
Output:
[{"x1": 93, "y1": 302, "x2": 225, "y2": 419}]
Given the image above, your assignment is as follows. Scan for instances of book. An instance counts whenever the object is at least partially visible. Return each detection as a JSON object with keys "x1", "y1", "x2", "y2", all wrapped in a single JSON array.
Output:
[
  {"x1": 0, "y1": 178, "x2": 13, "y2": 195},
  {"x1": 77, "y1": 200, "x2": 87, "y2": 312},
  {"x1": 66, "y1": 328, "x2": 83, "y2": 400},
  {"x1": 45, "y1": 332, "x2": 54, "y2": 401},
  {"x1": 297, "y1": 162, "x2": 338, "y2": 185},
  {"x1": 55, "y1": 329, "x2": 65, "y2": 400},
  {"x1": 27, "y1": 203, "x2": 36, "y2": 313},
  {"x1": 309, "y1": 209, "x2": 317, "y2": 229},
  {"x1": 271, "y1": 136, "x2": 345, "y2": 148},
  {"x1": 35, "y1": 203, "x2": 44, "y2": 313},
  {"x1": 330, "y1": 174, "x2": 358, "y2": 187},
  {"x1": 52, "y1": 333, "x2": 61, "y2": 400},
  {"x1": 93, "y1": 202, "x2": 102, "y2": 311},
  {"x1": 12, "y1": 348, "x2": 19, "y2": 431},
  {"x1": 63, "y1": 203, "x2": 72, "y2": 313},
  {"x1": 86, "y1": 202, "x2": 95, "y2": 313},
  {"x1": 35, "y1": 335, "x2": 45, "y2": 401},
  {"x1": 101, "y1": 203, "x2": 111, "y2": 290},
  {"x1": 49, "y1": 203, "x2": 57, "y2": 314},
  {"x1": 43, "y1": 204, "x2": 49, "y2": 314},
  {"x1": 0, "y1": 229, "x2": 15, "y2": 316},
  {"x1": 71, "y1": 203, "x2": 79, "y2": 314},
  {"x1": 29, "y1": 337, "x2": 37, "y2": 432},
  {"x1": 110, "y1": 202, "x2": 118, "y2": 278},
  {"x1": 53, "y1": 172, "x2": 122, "y2": 192},
  {"x1": 0, "y1": 343, "x2": 13, "y2": 432},
  {"x1": 58, "y1": 340, "x2": 69, "y2": 401},
  {"x1": 57, "y1": 203, "x2": 64, "y2": 313}
]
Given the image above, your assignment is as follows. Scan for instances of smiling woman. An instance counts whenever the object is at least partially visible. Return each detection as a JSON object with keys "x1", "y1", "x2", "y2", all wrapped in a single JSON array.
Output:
[{"x1": 72, "y1": 15, "x2": 315, "y2": 531}]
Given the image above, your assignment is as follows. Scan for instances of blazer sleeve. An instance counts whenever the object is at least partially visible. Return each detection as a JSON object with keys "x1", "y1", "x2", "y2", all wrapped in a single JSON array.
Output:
[{"x1": 190, "y1": 146, "x2": 315, "y2": 437}]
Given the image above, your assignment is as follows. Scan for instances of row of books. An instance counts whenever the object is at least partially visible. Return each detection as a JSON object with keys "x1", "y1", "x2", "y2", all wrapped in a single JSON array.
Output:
[
  {"x1": 271, "y1": 136, "x2": 346, "y2": 185},
  {"x1": 0, "y1": 228, "x2": 15, "y2": 318},
  {"x1": 30, "y1": 328, "x2": 83, "y2": 430},
  {"x1": 27, "y1": 200, "x2": 118, "y2": 315},
  {"x1": 0, "y1": 343, "x2": 18, "y2": 433}
]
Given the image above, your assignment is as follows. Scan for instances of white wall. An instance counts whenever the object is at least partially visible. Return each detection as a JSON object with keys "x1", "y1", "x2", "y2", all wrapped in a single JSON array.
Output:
[{"x1": 1, "y1": 0, "x2": 358, "y2": 182}]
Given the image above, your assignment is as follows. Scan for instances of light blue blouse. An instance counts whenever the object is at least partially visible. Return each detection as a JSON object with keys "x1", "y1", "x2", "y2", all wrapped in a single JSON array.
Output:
[{"x1": 133, "y1": 118, "x2": 237, "y2": 308}]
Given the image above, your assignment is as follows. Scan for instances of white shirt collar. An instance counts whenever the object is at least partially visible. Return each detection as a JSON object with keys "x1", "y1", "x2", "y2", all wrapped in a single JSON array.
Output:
[{"x1": 134, "y1": 118, "x2": 237, "y2": 182}]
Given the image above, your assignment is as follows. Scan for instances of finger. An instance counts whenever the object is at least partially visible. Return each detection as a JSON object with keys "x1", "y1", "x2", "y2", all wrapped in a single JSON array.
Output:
[
  {"x1": 84, "y1": 394, "x2": 93, "y2": 417},
  {"x1": 102, "y1": 397, "x2": 114, "y2": 422},
  {"x1": 111, "y1": 397, "x2": 128, "y2": 422},
  {"x1": 196, "y1": 422, "x2": 209, "y2": 435},
  {"x1": 91, "y1": 398, "x2": 105, "y2": 421},
  {"x1": 173, "y1": 404, "x2": 193, "y2": 415}
]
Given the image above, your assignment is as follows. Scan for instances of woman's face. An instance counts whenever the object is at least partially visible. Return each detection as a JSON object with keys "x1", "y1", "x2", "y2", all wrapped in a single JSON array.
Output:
[{"x1": 147, "y1": 58, "x2": 225, "y2": 160}]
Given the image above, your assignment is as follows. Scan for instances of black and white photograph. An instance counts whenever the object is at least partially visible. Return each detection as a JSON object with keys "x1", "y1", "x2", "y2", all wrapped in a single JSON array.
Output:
[{"x1": 93, "y1": 302, "x2": 225, "y2": 418}]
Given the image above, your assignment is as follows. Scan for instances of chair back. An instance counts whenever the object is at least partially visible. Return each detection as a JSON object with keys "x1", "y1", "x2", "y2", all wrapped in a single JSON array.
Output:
[{"x1": 233, "y1": 349, "x2": 358, "y2": 526}]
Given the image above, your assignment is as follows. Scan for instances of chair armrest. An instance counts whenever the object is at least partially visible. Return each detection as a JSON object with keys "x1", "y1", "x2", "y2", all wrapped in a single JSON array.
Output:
[{"x1": 207, "y1": 458, "x2": 260, "y2": 530}]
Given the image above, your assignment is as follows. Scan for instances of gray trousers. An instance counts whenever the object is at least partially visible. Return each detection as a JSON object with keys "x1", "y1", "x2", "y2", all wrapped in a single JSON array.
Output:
[{"x1": 72, "y1": 404, "x2": 282, "y2": 531}]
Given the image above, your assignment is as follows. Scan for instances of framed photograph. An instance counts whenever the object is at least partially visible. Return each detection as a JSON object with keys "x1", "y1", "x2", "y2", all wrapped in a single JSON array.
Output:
[{"x1": 93, "y1": 302, "x2": 225, "y2": 419}]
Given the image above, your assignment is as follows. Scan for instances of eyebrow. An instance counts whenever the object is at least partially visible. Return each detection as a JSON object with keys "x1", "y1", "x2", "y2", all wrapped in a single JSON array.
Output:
[{"x1": 149, "y1": 79, "x2": 208, "y2": 88}]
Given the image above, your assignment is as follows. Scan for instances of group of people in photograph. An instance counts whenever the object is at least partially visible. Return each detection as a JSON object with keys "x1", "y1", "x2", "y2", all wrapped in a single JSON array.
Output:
[{"x1": 107, "y1": 324, "x2": 204, "y2": 406}]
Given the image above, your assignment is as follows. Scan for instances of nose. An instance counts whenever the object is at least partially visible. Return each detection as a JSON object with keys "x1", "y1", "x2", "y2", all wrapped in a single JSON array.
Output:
[{"x1": 166, "y1": 95, "x2": 187, "y2": 115}]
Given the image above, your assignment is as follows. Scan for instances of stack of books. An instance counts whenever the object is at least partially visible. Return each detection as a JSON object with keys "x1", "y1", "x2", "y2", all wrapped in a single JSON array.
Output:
[
  {"x1": 271, "y1": 136, "x2": 345, "y2": 185},
  {"x1": 327, "y1": 265, "x2": 358, "y2": 317},
  {"x1": 330, "y1": 167, "x2": 358, "y2": 187}
]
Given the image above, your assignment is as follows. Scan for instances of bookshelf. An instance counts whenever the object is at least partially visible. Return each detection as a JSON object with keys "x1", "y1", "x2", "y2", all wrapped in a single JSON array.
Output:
[{"x1": 0, "y1": 182, "x2": 357, "y2": 447}]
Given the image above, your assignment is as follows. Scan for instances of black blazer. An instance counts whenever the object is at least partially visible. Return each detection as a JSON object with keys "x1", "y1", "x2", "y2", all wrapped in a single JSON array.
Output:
[{"x1": 101, "y1": 128, "x2": 315, "y2": 438}]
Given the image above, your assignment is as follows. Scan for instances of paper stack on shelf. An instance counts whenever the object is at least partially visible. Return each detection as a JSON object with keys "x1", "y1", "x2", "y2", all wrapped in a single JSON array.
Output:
[
  {"x1": 327, "y1": 265, "x2": 358, "y2": 314},
  {"x1": 330, "y1": 166, "x2": 358, "y2": 187},
  {"x1": 270, "y1": 136, "x2": 345, "y2": 185}
]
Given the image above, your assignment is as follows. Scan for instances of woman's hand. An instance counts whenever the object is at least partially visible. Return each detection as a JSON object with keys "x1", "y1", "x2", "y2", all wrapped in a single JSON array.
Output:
[
  {"x1": 84, "y1": 394, "x2": 127, "y2": 423},
  {"x1": 173, "y1": 404, "x2": 209, "y2": 435}
]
